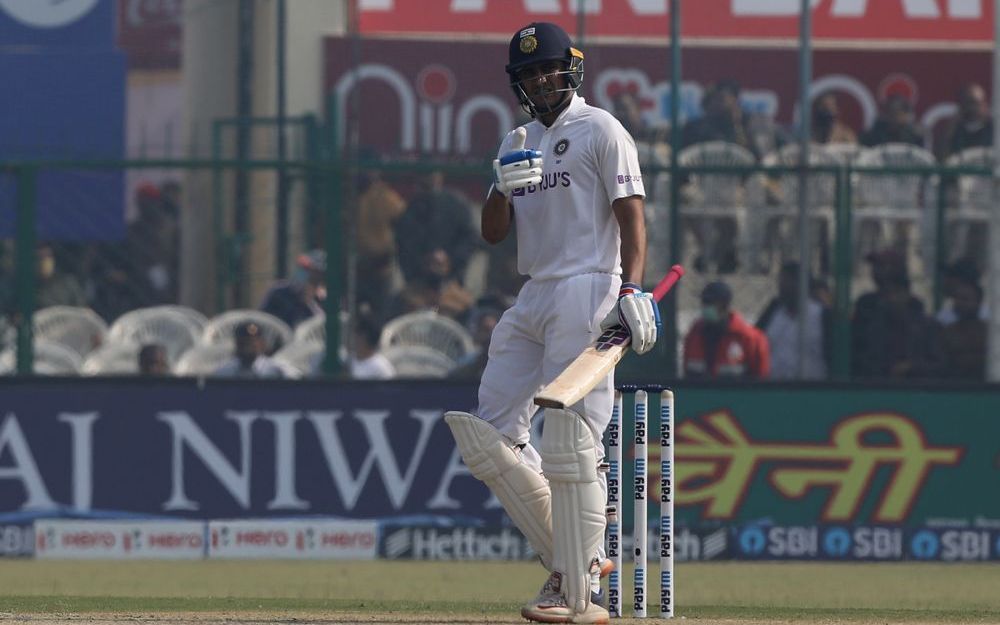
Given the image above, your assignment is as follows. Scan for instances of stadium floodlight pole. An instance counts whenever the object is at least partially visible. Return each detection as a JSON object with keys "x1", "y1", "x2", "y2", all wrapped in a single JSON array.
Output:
[
  {"x1": 989, "y1": 0, "x2": 1000, "y2": 382},
  {"x1": 796, "y1": 0, "x2": 812, "y2": 380}
]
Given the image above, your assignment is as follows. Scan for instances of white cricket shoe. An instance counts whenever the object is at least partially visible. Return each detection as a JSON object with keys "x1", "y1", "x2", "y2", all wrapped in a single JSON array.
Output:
[{"x1": 520, "y1": 568, "x2": 610, "y2": 624}]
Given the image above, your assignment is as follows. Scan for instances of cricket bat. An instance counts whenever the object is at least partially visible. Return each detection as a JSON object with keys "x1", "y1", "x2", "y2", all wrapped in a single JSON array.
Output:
[{"x1": 533, "y1": 264, "x2": 685, "y2": 409}]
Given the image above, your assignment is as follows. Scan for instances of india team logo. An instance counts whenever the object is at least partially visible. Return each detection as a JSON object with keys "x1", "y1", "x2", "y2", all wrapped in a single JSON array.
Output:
[{"x1": 554, "y1": 139, "x2": 570, "y2": 156}]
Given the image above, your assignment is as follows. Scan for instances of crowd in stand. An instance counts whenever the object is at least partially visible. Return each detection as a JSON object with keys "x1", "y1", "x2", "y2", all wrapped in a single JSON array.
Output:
[{"x1": 1, "y1": 79, "x2": 993, "y2": 382}]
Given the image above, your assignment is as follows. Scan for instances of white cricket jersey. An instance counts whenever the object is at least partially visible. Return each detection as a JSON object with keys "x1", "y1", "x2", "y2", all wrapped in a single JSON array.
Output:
[{"x1": 496, "y1": 94, "x2": 645, "y2": 280}]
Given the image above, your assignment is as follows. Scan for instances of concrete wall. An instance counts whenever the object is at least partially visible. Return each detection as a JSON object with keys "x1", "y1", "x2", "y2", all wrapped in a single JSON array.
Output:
[{"x1": 181, "y1": 0, "x2": 346, "y2": 313}]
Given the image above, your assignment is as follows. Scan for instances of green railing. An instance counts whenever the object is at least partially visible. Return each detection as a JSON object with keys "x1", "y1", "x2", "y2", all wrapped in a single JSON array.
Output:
[{"x1": 0, "y1": 154, "x2": 992, "y2": 380}]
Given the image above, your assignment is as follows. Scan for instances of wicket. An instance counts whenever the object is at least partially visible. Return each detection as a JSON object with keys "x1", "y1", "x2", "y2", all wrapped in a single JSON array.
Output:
[{"x1": 606, "y1": 384, "x2": 674, "y2": 619}]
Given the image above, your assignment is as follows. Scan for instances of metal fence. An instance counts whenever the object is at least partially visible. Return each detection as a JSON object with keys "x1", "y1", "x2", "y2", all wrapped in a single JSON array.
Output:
[{"x1": 0, "y1": 142, "x2": 993, "y2": 381}]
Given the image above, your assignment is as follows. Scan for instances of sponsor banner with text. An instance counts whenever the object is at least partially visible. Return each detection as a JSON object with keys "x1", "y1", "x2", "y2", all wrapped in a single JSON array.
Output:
[
  {"x1": 358, "y1": 0, "x2": 993, "y2": 45},
  {"x1": 35, "y1": 520, "x2": 204, "y2": 560},
  {"x1": 324, "y1": 36, "x2": 990, "y2": 158},
  {"x1": 734, "y1": 525, "x2": 1000, "y2": 561},
  {"x1": 208, "y1": 519, "x2": 377, "y2": 560},
  {"x1": 0, "y1": 380, "x2": 997, "y2": 530}
]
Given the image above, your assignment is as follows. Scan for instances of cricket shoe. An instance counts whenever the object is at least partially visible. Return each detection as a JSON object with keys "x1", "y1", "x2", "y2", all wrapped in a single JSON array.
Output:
[{"x1": 520, "y1": 571, "x2": 610, "y2": 624}]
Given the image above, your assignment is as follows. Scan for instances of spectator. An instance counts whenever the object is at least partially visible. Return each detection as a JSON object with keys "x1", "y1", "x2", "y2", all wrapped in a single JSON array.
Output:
[
  {"x1": 394, "y1": 170, "x2": 478, "y2": 285},
  {"x1": 683, "y1": 281, "x2": 770, "y2": 379},
  {"x1": 940, "y1": 279, "x2": 986, "y2": 380},
  {"x1": 812, "y1": 93, "x2": 857, "y2": 145},
  {"x1": 938, "y1": 83, "x2": 993, "y2": 162},
  {"x1": 612, "y1": 90, "x2": 669, "y2": 146},
  {"x1": 349, "y1": 313, "x2": 395, "y2": 380},
  {"x1": 683, "y1": 79, "x2": 784, "y2": 159},
  {"x1": 852, "y1": 248, "x2": 919, "y2": 327},
  {"x1": 357, "y1": 169, "x2": 407, "y2": 319},
  {"x1": 942, "y1": 280, "x2": 989, "y2": 382},
  {"x1": 124, "y1": 182, "x2": 178, "y2": 306},
  {"x1": 756, "y1": 261, "x2": 831, "y2": 380},
  {"x1": 936, "y1": 257, "x2": 988, "y2": 326},
  {"x1": 36, "y1": 245, "x2": 87, "y2": 309},
  {"x1": 260, "y1": 250, "x2": 326, "y2": 330},
  {"x1": 851, "y1": 272, "x2": 944, "y2": 380},
  {"x1": 681, "y1": 80, "x2": 775, "y2": 273},
  {"x1": 213, "y1": 321, "x2": 298, "y2": 378},
  {"x1": 860, "y1": 94, "x2": 924, "y2": 147},
  {"x1": 386, "y1": 248, "x2": 474, "y2": 323},
  {"x1": 449, "y1": 299, "x2": 505, "y2": 381},
  {"x1": 138, "y1": 343, "x2": 170, "y2": 376}
]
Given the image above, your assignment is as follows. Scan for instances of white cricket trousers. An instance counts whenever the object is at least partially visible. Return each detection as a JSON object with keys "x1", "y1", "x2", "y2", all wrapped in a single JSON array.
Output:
[{"x1": 478, "y1": 272, "x2": 621, "y2": 469}]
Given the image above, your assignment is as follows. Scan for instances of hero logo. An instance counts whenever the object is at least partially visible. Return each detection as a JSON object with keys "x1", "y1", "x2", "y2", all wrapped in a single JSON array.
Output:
[
  {"x1": 511, "y1": 172, "x2": 571, "y2": 196},
  {"x1": 0, "y1": 0, "x2": 99, "y2": 28},
  {"x1": 383, "y1": 527, "x2": 531, "y2": 560}
]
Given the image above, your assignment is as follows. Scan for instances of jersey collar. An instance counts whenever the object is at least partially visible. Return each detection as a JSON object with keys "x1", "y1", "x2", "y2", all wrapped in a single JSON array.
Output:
[{"x1": 546, "y1": 93, "x2": 584, "y2": 131}]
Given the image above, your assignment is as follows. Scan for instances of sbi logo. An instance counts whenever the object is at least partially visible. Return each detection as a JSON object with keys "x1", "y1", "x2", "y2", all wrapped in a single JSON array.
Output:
[
  {"x1": 910, "y1": 530, "x2": 940, "y2": 560},
  {"x1": 738, "y1": 527, "x2": 766, "y2": 556},
  {"x1": 822, "y1": 528, "x2": 852, "y2": 557}
]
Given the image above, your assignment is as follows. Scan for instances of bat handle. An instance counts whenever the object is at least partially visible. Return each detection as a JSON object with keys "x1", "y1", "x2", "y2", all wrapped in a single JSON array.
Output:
[{"x1": 651, "y1": 264, "x2": 685, "y2": 302}]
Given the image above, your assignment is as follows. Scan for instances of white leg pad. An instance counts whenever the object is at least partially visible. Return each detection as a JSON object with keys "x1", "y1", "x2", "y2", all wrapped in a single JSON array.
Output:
[
  {"x1": 444, "y1": 411, "x2": 553, "y2": 568},
  {"x1": 540, "y1": 408, "x2": 606, "y2": 615}
]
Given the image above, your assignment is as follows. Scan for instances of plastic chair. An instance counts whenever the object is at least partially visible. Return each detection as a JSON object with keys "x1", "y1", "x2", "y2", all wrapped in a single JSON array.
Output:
[
  {"x1": 174, "y1": 344, "x2": 234, "y2": 376},
  {"x1": 0, "y1": 339, "x2": 83, "y2": 375},
  {"x1": 108, "y1": 307, "x2": 202, "y2": 364},
  {"x1": 382, "y1": 345, "x2": 456, "y2": 379},
  {"x1": 676, "y1": 141, "x2": 756, "y2": 272},
  {"x1": 944, "y1": 147, "x2": 992, "y2": 267},
  {"x1": 853, "y1": 143, "x2": 938, "y2": 273},
  {"x1": 156, "y1": 305, "x2": 209, "y2": 334},
  {"x1": 33, "y1": 306, "x2": 108, "y2": 358},
  {"x1": 273, "y1": 340, "x2": 324, "y2": 377},
  {"x1": 379, "y1": 310, "x2": 476, "y2": 361},
  {"x1": 81, "y1": 342, "x2": 142, "y2": 375},
  {"x1": 749, "y1": 143, "x2": 841, "y2": 272},
  {"x1": 202, "y1": 309, "x2": 293, "y2": 352},
  {"x1": 293, "y1": 313, "x2": 327, "y2": 344}
]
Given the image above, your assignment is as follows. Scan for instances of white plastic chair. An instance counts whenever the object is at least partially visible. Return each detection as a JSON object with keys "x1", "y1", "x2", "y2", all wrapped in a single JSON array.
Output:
[
  {"x1": 81, "y1": 342, "x2": 142, "y2": 375},
  {"x1": 944, "y1": 146, "x2": 992, "y2": 266},
  {"x1": 379, "y1": 310, "x2": 476, "y2": 361},
  {"x1": 156, "y1": 305, "x2": 209, "y2": 334},
  {"x1": 677, "y1": 141, "x2": 756, "y2": 272},
  {"x1": 853, "y1": 143, "x2": 938, "y2": 273},
  {"x1": 637, "y1": 141, "x2": 674, "y2": 281},
  {"x1": 749, "y1": 143, "x2": 841, "y2": 272},
  {"x1": 0, "y1": 339, "x2": 83, "y2": 375},
  {"x1": 293, "y1": 313, "x2": 327, "y2": 344},
  {"x1": 202, "y1": 309, "x2": 293, "y2": 352},
  {"x1": 174, "y1": 343, "x2": 234, "y2": 376},
  {"x1": 33, "y1": 306, "x2": 108, "y2": 358},
  {"x1": 382, "y1": 345, "x2": 455, "y2": 378},
  {"x1": 273, "y1": 340, "x2": 324, "y2": 377},
  {"x1": 109, "y1": 307, "x2": 202, "y2": 364}
]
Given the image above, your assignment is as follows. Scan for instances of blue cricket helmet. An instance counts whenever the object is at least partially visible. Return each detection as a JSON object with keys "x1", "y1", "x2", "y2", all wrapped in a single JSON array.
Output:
[{"x1": 505, "y1": 22, "x2": 584, "y2": 118}]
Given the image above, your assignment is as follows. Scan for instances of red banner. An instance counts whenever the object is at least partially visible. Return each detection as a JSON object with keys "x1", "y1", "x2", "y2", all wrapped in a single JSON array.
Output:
[
  {"x1": 324, "y1": 35, "x2": 989, "y2": 158},
  {"x1": 358, "y1": 0, "x2": 993, "y2": 44},
  {"x1": 117, "y1": 0, "x2": 182, "y2": 69}
]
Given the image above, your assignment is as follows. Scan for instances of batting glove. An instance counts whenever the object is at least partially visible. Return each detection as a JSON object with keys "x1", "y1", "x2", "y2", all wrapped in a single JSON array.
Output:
[
  {"x1": 493, "y1": 126, "x2": 543, "y2": 197},
  {"x1": 600, "y1": 282, "x2": 661, "y2": 355}
]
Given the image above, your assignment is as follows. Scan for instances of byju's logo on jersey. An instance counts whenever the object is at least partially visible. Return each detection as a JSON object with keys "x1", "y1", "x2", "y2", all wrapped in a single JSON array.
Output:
[
  {"x1": 616, "y1": 173, "x2": 642, "y2": 184},
  {"x1": 512, "y1": 171, "x2": 571, "y2": 196}
]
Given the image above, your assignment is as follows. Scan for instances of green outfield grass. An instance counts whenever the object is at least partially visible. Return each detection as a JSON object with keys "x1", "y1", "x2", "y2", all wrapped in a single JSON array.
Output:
[{"x1": 0, "y1": 560, "x2": 998, "y2": 622}]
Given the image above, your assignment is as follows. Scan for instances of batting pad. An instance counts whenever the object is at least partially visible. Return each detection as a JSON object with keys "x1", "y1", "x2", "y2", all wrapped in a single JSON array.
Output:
[
  {"x1": 540, "y1": 408, "x2": 606, "y2": 615},
  {"x1": 444, "y1": 412, "x2": 553, "y2": 568}
]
